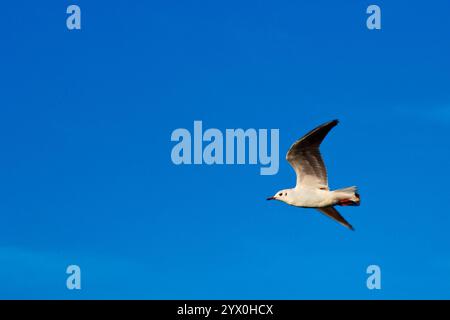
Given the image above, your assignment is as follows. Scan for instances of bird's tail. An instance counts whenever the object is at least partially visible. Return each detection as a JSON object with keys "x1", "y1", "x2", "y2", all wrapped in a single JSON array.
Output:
[{"x1": 334, "y1": 186, "x2": 360, "y2": 206}]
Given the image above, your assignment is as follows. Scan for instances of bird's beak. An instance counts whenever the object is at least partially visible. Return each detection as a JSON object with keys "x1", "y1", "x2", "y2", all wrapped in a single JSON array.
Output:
[{"x1": 267, "y1": 196, "x2": 275, "y2": 201}]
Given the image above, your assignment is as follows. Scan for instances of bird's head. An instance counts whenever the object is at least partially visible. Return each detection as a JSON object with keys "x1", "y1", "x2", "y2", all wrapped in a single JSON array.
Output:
[{"x1": 267, "y1": 189, "x2": 292, "y2": 204}]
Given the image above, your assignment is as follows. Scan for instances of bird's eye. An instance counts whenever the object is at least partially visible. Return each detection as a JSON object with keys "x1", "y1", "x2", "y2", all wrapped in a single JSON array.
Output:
[{"x1": 279, "y1": 193, "x2": 282, "y2": 196}]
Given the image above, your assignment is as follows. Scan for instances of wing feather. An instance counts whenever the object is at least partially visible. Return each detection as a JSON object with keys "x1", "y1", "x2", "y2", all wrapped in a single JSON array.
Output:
[
  {"x1": 317, "y1": 207, "x2": 354, "y2": 230},
  {"x1": 286, "y1": 120, "x2": 338, "y2": 189}
]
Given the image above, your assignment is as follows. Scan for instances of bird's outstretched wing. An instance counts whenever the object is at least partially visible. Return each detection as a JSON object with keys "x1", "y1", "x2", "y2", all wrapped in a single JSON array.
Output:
[
  {"x1": 286, "y1": 119, "x2": 338, "y2": 190},
  {"x1": 317, "y1": 206, "x2": 354, "y2": 230}
]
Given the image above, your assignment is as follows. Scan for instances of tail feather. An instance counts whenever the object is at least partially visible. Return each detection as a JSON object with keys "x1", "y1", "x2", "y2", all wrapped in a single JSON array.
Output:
[
  {"x1": 334, "y1": 186, "x2": 360, "y2": 206},
  {"x1": 335, "y1": 186, "x2": 358, "y2": 194}
]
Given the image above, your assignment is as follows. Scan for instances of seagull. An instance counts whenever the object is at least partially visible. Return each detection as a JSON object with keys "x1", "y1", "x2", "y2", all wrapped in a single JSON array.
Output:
[{"x1": 267, "y1": 120, "x2": 360, "y2": 230}]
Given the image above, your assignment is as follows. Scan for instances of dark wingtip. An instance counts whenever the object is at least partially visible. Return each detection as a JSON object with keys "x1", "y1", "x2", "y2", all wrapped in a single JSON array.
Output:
[{"x1": 323, "y1": 119, "x2": 339, "y2": 129}]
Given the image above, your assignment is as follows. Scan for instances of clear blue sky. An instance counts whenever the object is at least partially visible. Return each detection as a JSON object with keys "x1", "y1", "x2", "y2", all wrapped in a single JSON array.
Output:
[{"x1": 1, "y1": 0, "x2": 449, "y2": 299}]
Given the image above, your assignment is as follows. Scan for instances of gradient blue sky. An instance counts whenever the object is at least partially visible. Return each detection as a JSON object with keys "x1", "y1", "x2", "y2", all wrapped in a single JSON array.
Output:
[{"x1": 1, "y1": 0, "x2": 450, "y2": 299}]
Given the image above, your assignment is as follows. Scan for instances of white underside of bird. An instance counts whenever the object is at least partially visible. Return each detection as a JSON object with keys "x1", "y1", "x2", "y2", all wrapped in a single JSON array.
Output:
[
  {"x1": 285, "y1": 186, "x2": 359, "y2": 208},
  {"x1": 267, "y1": 120, "x2": 360, "y2": 230}
]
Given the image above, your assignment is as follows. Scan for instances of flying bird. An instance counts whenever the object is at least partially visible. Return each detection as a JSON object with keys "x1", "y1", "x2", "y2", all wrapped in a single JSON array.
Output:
[{"x1": 267, "y1": 120, "x2": 360, "y2": 230}]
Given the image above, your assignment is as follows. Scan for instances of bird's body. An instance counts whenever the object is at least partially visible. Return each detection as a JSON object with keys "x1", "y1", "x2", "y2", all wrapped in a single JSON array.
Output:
[
  {"x1": 285, "y1": 188, "x2": 338, "y2": 208},
  {"x1": 267, "y1": 120, "x2": 360, "y2": 230},
  {"x1": 272, "y1": 186, "x2": 359, "y2": 208}
]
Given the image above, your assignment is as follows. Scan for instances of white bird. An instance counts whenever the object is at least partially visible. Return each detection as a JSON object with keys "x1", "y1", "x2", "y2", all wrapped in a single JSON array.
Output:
[{"x1": 267, "y1": 120, "x2": 360, "y2": 230}]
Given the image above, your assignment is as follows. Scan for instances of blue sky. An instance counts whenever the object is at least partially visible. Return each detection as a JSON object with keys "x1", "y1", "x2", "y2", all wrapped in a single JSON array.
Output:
[{"x1": 0, "y1": 0, "x2": 449, "y2": 299}]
